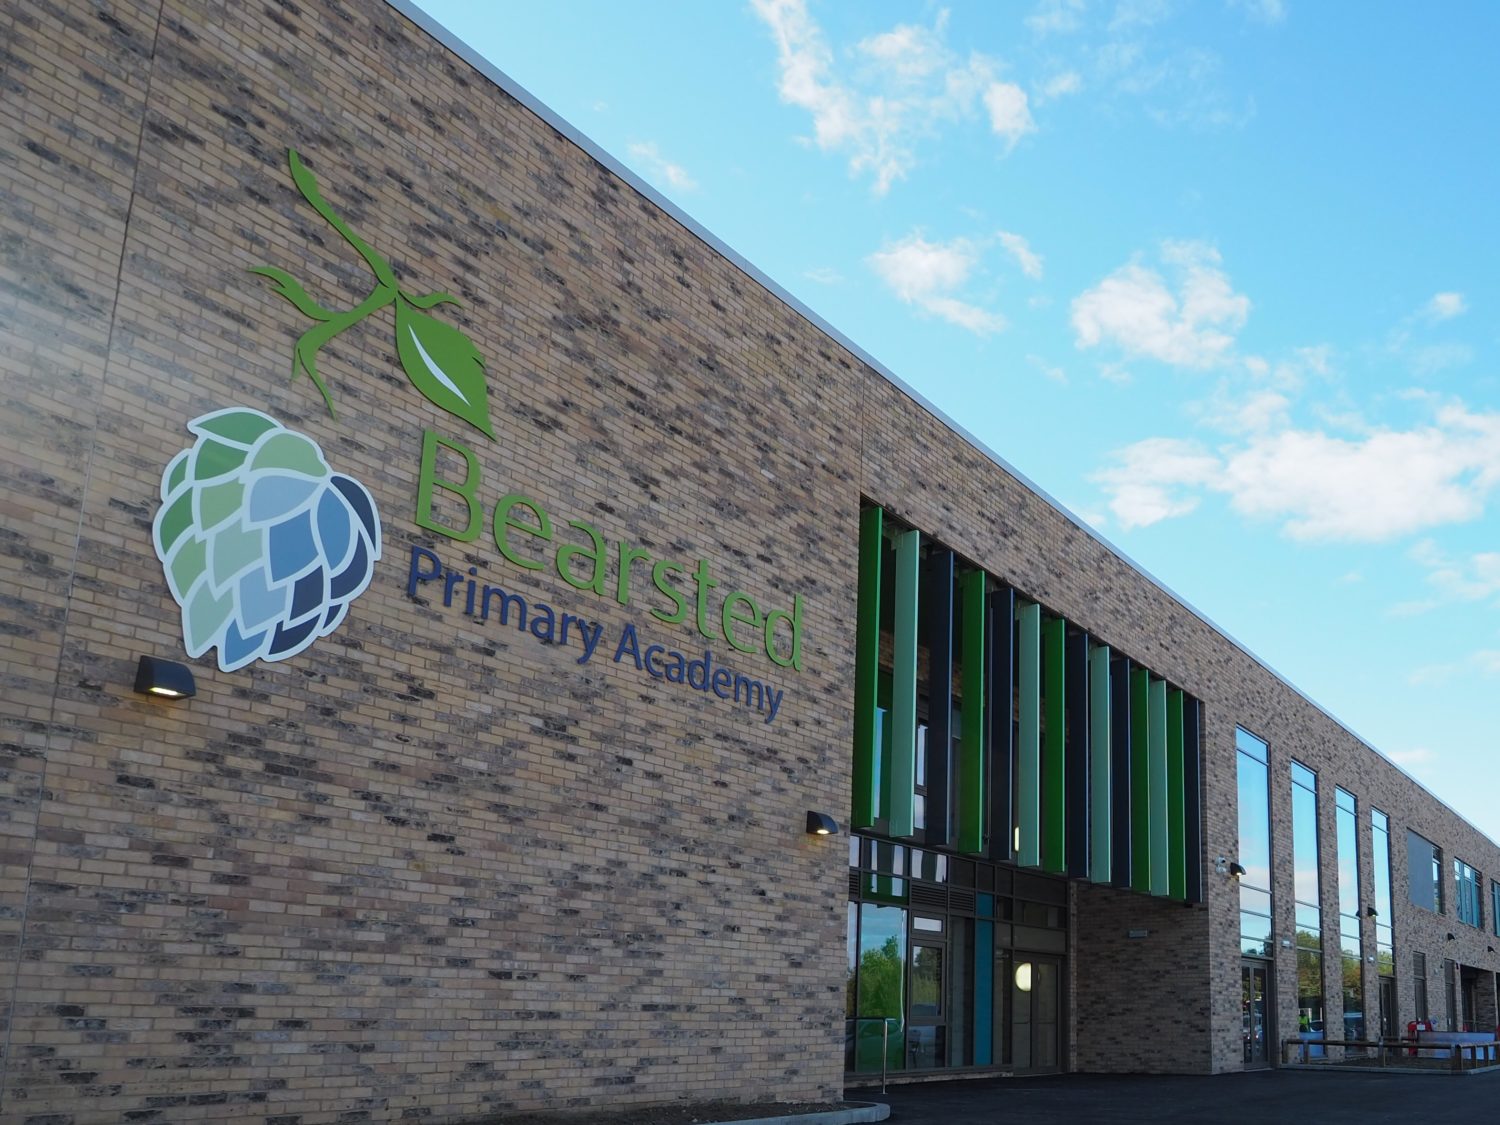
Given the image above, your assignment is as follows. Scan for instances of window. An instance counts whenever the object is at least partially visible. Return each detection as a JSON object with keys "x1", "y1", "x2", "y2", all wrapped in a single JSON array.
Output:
[
  {"x1": 1371, "y1": 810, "x2": 1394, "y2": 975},
  {"x1": 1406, "y1": 830, "x2": 1442, "y2": 914},
  {"x1": 1236, "y1": 729, "x2": 1273, "y2": 958},
  {"x1": 1335, "y1": 789, "x2": 1363, "y2": 1043},
  {"x1": 1414, "y1": 952, "x2": 1428, "y2": 1023},
  {"x1": 1493, "y1": 881, "x2": 1500, "y2": 938},
  {"x1": 1455, "y1": 860, "x2": 1482, "y2": 928},
  {"x1": 1291, "y1": 761, "x2": 1323, "y2": 1034}
]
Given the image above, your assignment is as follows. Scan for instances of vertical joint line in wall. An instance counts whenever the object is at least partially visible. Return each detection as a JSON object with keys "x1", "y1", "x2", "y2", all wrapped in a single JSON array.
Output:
[{"x1": 0, "y1": 2, "x2": 170, "y2": 1104}]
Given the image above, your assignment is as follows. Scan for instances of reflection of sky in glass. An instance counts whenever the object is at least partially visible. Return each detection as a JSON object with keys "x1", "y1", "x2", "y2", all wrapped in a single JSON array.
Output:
[
  {"x1": 1336, "y1": 789, "x2": 1360, "y2": 919},
  {"x1": 1236, "y1": 748, "x2": 1271, "y2": 892},
  {"x1": 1291, "y1": 764, "x2": 1320, "y2": 908},
  {"x1": 1372, "y1": 810, "x2": 1393, "y2": 923}
]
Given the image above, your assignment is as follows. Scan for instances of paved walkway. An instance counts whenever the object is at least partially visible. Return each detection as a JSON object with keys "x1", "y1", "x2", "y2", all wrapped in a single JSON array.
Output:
[{"x1": 847, "y1": 1069, "x2": 1500, "y2": 1124}]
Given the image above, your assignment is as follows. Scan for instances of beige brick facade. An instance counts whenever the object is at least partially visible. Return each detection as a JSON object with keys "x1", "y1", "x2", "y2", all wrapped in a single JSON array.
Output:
[{"x1": 3, "y1": 1, "x2": 1500, "y2": 1121}]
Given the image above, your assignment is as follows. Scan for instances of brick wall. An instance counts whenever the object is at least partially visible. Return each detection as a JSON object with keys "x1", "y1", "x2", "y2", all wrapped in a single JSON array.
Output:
[{"x1": 4, "y1": 1, "x2": 1500, "y2": 1121}]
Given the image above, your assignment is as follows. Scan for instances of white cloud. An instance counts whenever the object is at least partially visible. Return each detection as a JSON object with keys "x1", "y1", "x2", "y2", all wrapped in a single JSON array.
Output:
[
  {"x1": 1095, "y1": 403, "x2": 1500, "y2": 541},
  {"x1": 1110, "y1": 0, "x2": 1173, "y2": 33},
  {"x1": 1071, "y1": 240, "x2": 1250, "y2": 369},
  {"x1": 867, "y1": 233, "x2": 1006, "y2": 335},
  {"x1": 626, "y1": 142, "x2": 697, "y2": 191},
  {"x1": 983, "y1": 83, "x2": 1036, "y2": 146},
  {"x1": 1093, "y1": 437, "x2": 1220, "y2": 528},
  {"x1": 751, "y1": 0, "x2": 1032, "y2": 193},
  {"x1": 1229, "y1": 0, "x2": 1287, "y2": 24},
  {"x1": 1038, "y1": 71, "x2": 1083, "y2": 100},
  {"x1": 1028, "y1": 354, "x2": 1068, "y2": 384},
  {"x1": 803, "y1": 266, "x2": 843, "y2": 285},
  {"x1": 1425, "y1": 291, "x2": 1468, "y2": 321},
  {"x1": 997, "y1": 230, "x2": 1044, "y2": 279},
  {"x1": 1028, "y1": 0, "x2": 1088, "y2": 35},
  {"x1": 1408, "y1": 539, "x2": 1500, "y2": 604},
  {"x1": 1385, "y1": 746, "x2": 1436, "y2": 768}
]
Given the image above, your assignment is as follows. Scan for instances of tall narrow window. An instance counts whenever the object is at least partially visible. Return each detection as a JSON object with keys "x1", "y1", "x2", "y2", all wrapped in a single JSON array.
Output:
[
  {"x1": 1406, "y1": 831, "x2": 1442, "y2": 913},
  {"x1": 1371, "y1": 809, "x2": 1395, "y2": 1033},
  {"x1": 1236, "y1": 729, "x2": 1273, "y2": 958},
  {"x1": 1335, "y1": 788, "x2": 1363, "y2": 1044},
  {"x1": 1455, "y1": 860, "x2": 1482, "y2": 928},
  {"x1": 1413, "y1": 951, "x2": 1428, "y2": 1024},
  {"x1": 1291, "y1": 761, "x2": 1323, "y2": 1035}
]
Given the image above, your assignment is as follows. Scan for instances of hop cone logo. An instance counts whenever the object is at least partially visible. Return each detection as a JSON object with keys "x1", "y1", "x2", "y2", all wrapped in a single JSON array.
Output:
[{"x1": 151, "y1": 409, "x2": 382, "y2": 672}]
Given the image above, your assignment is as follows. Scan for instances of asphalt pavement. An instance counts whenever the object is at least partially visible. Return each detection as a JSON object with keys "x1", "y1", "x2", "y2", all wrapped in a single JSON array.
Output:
[{"x1": 846, "y1": 1069, "x2": 1500, "y2": 1124}]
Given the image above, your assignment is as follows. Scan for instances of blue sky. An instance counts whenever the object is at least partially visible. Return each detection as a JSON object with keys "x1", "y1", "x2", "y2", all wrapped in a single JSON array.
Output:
[{"x1": 411, "y1": 1, "x2": 1500, "y2": 842}]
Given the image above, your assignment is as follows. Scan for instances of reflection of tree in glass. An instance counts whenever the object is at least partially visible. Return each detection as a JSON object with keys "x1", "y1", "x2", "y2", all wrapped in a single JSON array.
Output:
[{"x1": 859, "y1": 937, "x2": 904, "y2": 1017}]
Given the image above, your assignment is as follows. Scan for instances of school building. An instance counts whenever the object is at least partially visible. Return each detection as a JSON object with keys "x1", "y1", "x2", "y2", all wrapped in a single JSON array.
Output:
[{"x1": 4, "y1": 1, "x2": 1500, "y2": 1121}]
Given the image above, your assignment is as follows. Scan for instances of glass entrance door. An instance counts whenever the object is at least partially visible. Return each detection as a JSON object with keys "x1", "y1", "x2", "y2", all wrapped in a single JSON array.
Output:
[
  {"x1": 1378, "y1": 976, "x2": 1396, "y2": 1039},
  {"x1": 908, "y1": 940, "x2": 946, "y2": 1068},
  {"x1": 1009, "y1": 955, "x2": 1061, "y2": 1073},
  {"x1": 1242, "y1": 960, "x2": 1272, "y2": 1068}
]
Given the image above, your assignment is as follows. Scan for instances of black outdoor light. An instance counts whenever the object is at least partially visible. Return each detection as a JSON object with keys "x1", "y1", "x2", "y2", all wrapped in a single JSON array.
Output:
[
  {"x1": 805, "y1": 811, "x2": 838, "y2": 836},
  {"x1": 1228, "y1": 862, "x2": 1247, "y2": 879},
  {"x1": 1365, "y1": 906, "x2": 1378, "y2": 917},
  {"x1": 1446, "y1": 932, "x2": 1457, "y2": 941},
  {"x1": 134, "y1": 655, "x2": 196, "y2": 699}
]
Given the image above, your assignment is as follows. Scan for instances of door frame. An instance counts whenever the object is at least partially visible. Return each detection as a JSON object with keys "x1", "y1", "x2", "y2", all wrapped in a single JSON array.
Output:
[{"x1": 1241, "y1": 958, "x2": 1274, "y2": 1069}]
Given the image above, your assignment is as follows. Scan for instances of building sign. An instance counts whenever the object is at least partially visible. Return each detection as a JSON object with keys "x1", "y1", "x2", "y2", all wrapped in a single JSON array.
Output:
[
  {"x1": 151, "y1": 409, "x2": 381, "y2": 671},
  {"x1": 149, "y1": 150, "x2": 803, "y2": 721}
]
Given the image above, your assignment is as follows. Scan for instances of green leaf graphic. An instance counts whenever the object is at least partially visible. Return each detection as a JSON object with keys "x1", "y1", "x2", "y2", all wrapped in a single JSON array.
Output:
[
  {"x1": 252, "y1": 150, "x2": 498, "y2": 436},
  {"x1": 193, "y1": 409, "x2": 281, "y2": 447},
  {"x1": 394, "y1": 296, "x2": 495, "y2": 439}
]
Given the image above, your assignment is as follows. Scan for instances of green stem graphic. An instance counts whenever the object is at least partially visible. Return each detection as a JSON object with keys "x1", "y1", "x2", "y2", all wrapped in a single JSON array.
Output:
[
  {"x1": 286, "y1": 150, "x2": 399, "y2": 291},
  {"x1": 291, "y1": 282, "x2": 398, "y2": 417}
]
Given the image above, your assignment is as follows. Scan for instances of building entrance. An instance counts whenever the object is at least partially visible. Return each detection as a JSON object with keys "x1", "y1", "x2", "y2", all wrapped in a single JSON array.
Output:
[
  {"x1": 845, "y1": 835, "x2": 1067, "y2": 1078},
  {"x1": 1242, "y1": 959, "x2": 1273, "y2": 1068}
]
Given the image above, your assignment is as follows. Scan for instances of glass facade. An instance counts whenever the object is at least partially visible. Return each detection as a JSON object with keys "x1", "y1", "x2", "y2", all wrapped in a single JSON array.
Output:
[
  {"x1": 1335, "y1": 788, "x2": 1363, "y2": 1043},
  {"x1": 1291, "y1": 760, "x2": 1324, "y2": 1034},
  {"x1": 1455, "y1": 859, "x2": 1482, "y2": 928},
  {"x1": 845, "y1": 836, "x2": 1066, "y2": 1074},
  {"x1": 1406, "y1": 830, "x2": 1442, "y2": 913},
  {"x1": 1236, "y1": 729, "x2": 1273, "y2": 958},
  {"x1": 1371, "y1": 809, "x2": 1395, "y2": 1036},
  {"x1": 851, "y1": 505, "x2": 1204, "y2": 899}
]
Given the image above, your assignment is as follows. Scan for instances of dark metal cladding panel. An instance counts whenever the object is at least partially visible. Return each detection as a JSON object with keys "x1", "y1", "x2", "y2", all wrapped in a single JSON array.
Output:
[
  {"x1": 1110, "y1": 653, "x2": 1133, "y2": 888},
  {"x1": 987, "y1": 587, "x2": 1016, "y2": 864},
  {"x1": 1184, "y1": 695, "x2": 1204, "y2": 903},
  {"x1": 1065, "y1": 626, "x2": 1090, "y2": 880},
  {"x1": 925, "y1": 548, "x2": 955, "y2": 847}
]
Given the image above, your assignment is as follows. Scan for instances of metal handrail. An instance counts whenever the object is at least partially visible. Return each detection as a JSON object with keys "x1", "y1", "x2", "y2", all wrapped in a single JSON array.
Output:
[
  {"x1": 1281, "y1": 1035, "x2": 1500, "y2": 1070},
  {"x1": 847, "y1": 1016, "x2": 897, "y2": 1093}
]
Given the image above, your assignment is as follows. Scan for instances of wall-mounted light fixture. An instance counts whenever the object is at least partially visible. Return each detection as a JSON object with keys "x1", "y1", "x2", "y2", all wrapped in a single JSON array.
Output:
[
  {"x1": 1488, "y1": 946, "x2": 1495, "y2": 955},
  {"x1": 1365, "y1": 906, "x2": 1378, "y2": 918},
  {"x1": 805, "y1": 811, "x2": 838, "y2": 836},
  {"x1": 134, "y1": 655, "x2": 195, "y2": 699},
  {"x1": 1214, "y1": 856, "x2": 1228, "y2": 876},
  {"x1": 1228, "y1": 862, "x2": 1247, "y2": 880},
  {"x1": 1446, "y1": 932, "x2": 1456, "y2": 941}
]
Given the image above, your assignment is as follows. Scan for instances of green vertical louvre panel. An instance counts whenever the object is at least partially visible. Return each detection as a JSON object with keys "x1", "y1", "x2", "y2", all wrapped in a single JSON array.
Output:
[
  {"x1": 1041, "y1": 616, "x2": 1067, "y2": 875},
  {"x1": 1016, "y1": 601, "x2": 1042, "y2": 867},
  {"x1": 957, "y1": 569, "x2": 987, "y2": 854},
  {"x1": 851, "y1": 506, "x2": 884, "y2": 828},
  {"x1": 1167, "y1": 689, "x2": 1187, "y2": 900},
  {"x1": 1148, "y1": 677, "x2": 1169, "y2": 897},
  {"x1": 1088, "y1": 643, "x2": 1112, "y2": 884},
  {"x1": 887, "y1": 528, "x2": 920, "y2": 838},
  {"x1": 1130, "y1": 667, "x2": 1151, "y2": 892}
]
